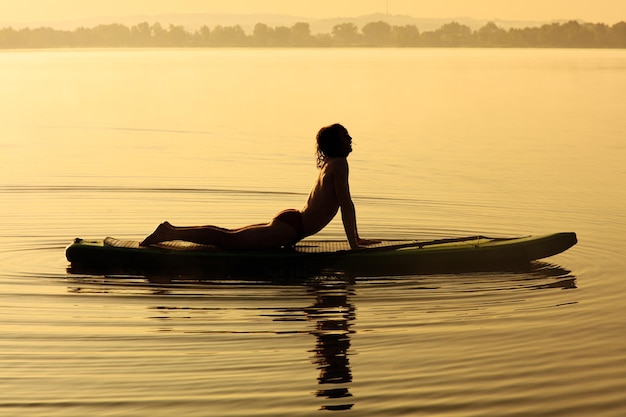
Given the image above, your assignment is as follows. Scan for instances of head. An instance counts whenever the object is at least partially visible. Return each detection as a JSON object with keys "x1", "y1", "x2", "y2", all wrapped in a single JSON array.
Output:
[{"x1": 315, "y1": 123, "x2": 352, "y2": 168}]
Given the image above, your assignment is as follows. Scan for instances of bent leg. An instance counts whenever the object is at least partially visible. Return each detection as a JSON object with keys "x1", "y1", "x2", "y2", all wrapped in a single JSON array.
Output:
[
  {"x1": 141, "y1": 219, "x2": 299, "y2": 249},
  {"x1": 140, "y1": 221, "x2": 232, "y2": 247}
]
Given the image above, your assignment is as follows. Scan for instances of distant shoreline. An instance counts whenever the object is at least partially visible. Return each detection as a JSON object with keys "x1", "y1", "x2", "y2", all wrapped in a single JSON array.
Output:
[{"x1": 1, "y1": 19, "x2": 625, "y2": 49}]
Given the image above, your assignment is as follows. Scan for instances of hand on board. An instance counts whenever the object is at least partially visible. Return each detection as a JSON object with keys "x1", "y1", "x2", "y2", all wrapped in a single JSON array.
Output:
[{"x1": 356, "y1": 238, "x2": 381, "y2": 247}]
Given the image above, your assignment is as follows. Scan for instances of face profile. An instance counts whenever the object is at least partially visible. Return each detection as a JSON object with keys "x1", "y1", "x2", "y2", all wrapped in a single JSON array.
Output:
[{"x1": 315, "y1": 123, "x2": 353, "y2": 168}]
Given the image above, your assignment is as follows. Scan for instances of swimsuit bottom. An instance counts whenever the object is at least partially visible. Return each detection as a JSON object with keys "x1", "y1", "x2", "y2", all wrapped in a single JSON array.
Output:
[{"x1": 274, "y1": 209, "x2": 305, "y2": 241}]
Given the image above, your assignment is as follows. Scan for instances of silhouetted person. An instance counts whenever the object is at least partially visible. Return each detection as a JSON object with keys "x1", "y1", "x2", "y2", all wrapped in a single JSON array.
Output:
[{"x1": 141, "y1": 123, "x2": 378, "y2": 250}]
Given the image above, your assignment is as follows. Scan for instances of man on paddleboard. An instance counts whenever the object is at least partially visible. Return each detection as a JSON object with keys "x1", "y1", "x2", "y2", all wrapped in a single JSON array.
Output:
[{"x1": 140, "y1": 124, "x2": 378, "y2": 250}]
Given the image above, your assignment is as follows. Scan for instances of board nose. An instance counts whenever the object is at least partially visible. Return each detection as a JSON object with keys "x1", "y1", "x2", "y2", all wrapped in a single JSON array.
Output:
[{"x1": 559, "y1": 232, "x2": 578, "y2": 249}]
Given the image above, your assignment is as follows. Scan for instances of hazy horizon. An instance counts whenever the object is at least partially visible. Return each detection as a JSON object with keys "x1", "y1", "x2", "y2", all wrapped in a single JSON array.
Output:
[{"x1": 1, "y1": 1, "x2": 625, "y2": 27}]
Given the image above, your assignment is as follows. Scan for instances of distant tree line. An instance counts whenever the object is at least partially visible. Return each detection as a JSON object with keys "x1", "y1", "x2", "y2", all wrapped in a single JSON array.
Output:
[{"x1": 1, "y1": 20, "x2": 625, "y2": 49}]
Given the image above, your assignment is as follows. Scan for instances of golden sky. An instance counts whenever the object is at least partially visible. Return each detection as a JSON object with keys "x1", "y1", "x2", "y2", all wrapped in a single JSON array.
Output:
[{"x1": 2, "y1": 0, "x2": 624, "y2": 24}]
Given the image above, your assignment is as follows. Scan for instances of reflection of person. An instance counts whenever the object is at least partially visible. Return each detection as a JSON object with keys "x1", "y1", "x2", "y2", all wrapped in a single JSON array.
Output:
[
  {"x1": 308, "y1": 279, "x2": 355, "y2": 411},
  {"x1": 141, "y1": 123, "x2": 379, "y2": 250}
]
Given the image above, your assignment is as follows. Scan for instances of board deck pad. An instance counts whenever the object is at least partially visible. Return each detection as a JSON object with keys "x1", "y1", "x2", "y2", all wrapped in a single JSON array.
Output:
[
  {"x1": 103, "y1": 237, "x2": 419, "y2": 253},
  {"x1": 104, "y1": 237, "x2": 214, "y2": 251},
  {"x1": 102, "y1": 236, "x2": 500, "y2": 254}
]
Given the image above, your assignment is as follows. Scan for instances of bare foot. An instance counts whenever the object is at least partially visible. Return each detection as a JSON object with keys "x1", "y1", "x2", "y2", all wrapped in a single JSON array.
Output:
[{"x1": 140, "y1": 222, "x2": 172, "y2": 246}]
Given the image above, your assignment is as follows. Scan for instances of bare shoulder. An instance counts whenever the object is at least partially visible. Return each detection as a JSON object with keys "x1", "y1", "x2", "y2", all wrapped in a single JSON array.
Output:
[{"x1": 324, "y1": 157, "x2": 349, "y2": 173}]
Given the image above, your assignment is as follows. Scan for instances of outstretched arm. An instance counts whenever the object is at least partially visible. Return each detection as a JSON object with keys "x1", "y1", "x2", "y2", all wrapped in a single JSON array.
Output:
[{"x1": 332, "y1": 159, "x2": 378, "y2": 249}]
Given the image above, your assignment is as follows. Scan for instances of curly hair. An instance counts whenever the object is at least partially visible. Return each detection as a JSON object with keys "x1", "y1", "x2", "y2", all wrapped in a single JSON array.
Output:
[{"x1": 315, "y1": 123, "x2": 349, "y2": 168}]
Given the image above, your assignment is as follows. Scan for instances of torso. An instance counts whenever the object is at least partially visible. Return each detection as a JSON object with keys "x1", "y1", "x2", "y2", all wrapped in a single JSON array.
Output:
[{"x1": 300, "y1": 159, "x2": 344, "y2": 236}]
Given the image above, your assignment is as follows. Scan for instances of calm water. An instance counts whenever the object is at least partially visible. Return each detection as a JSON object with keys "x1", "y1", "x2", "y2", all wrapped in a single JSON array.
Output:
[{"x1": 1, "y1": 48, "x2": 625, "y2": 416}]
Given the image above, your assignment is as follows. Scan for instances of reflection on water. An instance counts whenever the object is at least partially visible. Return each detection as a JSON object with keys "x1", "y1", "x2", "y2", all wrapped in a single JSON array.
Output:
[
  {"x1": 61, "y1": 263, "x2": 577, "y2": 414},
  {"x1": 527, "y1": 262, "x2": 577, "y2": 291},
  {"x1": 64, "y1": 261, "x2": 576, "y2": 296},
  {"x1": 305, "y1": 277, "x2": 355, "y2": 411}
]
